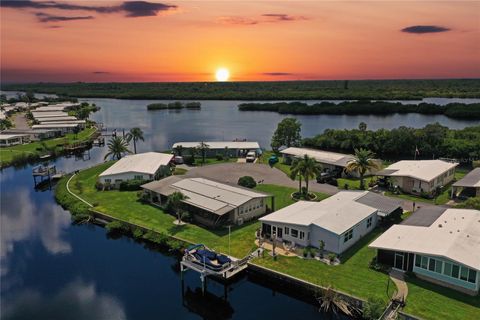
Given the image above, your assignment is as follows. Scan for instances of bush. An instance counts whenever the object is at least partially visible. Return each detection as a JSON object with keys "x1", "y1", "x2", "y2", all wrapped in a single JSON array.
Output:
[
  {"x1": 344, "y1": 183, "x2": 349, "y2": 190},
  {"x1": 303, "y1": 247, "x2": 310, "y2": 258},
  {"x1": 119, "y1": 179, "x2": 148, "y2": 191},
  {"x1": 328, "y1": 253, "x2": 336, "y2": 262},
  {"x1": 237, "y1": 176, "x2": 257, "y2": 189},
  {"x1": 363, "y1": 298, "x2": 386, "y2": 320},
  {"x1": 143, "y1": 231, "x2": 169, "y2": 245},
  {"x1": 215, "y1": 153, "x2": 224, "y2": 161},
  {"x1": 132, "y1": 227, "x2": 144, "y2": 239},
  {"x1": 95, "y1": 181, "x2": 104, "y2": 190},
  {"x1": 105, "y1": 221, "x2": 130, "y2": 234}
]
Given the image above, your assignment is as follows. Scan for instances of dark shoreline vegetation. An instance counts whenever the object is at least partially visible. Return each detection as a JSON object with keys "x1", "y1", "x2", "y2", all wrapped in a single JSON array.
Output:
[
  {"x1": 238, "y1": 100, "x2": 480, "y2": 119},
  {"x1": 302, "y1": 124, "x2": 480, "y2": 161},
  {"x1": 2, "y1": 79, "x2": 480, "y2": 100},
  {"x1": 147, "y1": 101, "x2": 201, "y2": 110}
]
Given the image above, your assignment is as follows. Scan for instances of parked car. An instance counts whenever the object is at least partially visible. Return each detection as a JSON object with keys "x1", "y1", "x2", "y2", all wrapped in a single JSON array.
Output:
[
  {"x1": 316, "y1": 172, "x2": 335, "y2": 184},
  {"x1": 246, "y1": 151, "x2": 256, "y2": 163},
  {"x1": 174, "y1": 156, "x2": 184, "y2": 164}
]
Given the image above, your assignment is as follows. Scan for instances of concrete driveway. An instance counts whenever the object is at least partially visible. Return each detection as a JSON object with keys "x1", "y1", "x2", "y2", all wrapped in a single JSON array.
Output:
[{"x1": 184, "y1": 162, "x2": 339, "y2": 195}]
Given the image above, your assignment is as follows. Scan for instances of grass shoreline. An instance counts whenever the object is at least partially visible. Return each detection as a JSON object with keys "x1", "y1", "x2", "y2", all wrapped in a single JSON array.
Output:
[{"x1": 55, "y1": 162, "x2": 480, "y2": 320}]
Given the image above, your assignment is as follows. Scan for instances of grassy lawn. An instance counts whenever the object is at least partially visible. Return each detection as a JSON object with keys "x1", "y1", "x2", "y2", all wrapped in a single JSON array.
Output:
[
  {"x1": 61, "y1": 162, "x2": 480, "y2": 319},
  {"x1": 403, "y1": 277, "x2": 480, "y2": 320},
  {"x1": 0, "y1": 127, "x2": 97, "y2": 166},
  {"x1": 337, "y1": 176, "x2": 376, "y2": 190},
  {"x1": 63, "y1": 163, "x2": 328, "y2": 258},
  {"x1": 253, "y1": 229, "x2": 392, "y2": 302},
  {"x1": 258, "y1": 151, "x2": 292, "y2": 176},
  {"x1": 173, "y1": 167, "x2": 188, "y2": 175},
  {"x1": 193, "y1": 157, "x2": 238, "y2": 166}
]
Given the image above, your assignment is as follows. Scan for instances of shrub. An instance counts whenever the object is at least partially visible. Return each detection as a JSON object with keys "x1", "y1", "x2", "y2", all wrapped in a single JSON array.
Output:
[
  {"x1": 328, "y1": 253, "x2": 336, "y2": 263},
  {"x1": 132, "y1": 227, "x2": 144, "y2": 239},
  {"x1": 215, "y1": 153, "x2": 224, "y2": 161},
  {"x1": 237, "y1": 176, "x2": 257, "y2": 189},
  {"x1": 303, "y1": 247, "x2": 310, "y2": 258},
  {"x1": 344, "y1": 183, "x2": 349, "y2": 190},
  {"x1": 143, "y1": 231, "x2": 169, "y2": 245},
  {"x1": 106, "y1": 221, "x2": 130, "y2": 234},
  {"x1": 166, "y1": 238, "x2": 184, "y2": 252},
  {"x1": 363, "y1": 298, "x2": 386, "y2": 320},
  {"x1": 95, "y1": 181, "x2": 104, "y2": 190},
  {"x1": 119, "y1": 179, "x2": 148, "y2": 191}
]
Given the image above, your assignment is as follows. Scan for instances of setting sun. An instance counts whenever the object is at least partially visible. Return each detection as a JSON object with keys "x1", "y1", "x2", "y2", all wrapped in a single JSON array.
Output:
[{"x1": 215, "y1": 68, "x2": 230, "y2": 82}]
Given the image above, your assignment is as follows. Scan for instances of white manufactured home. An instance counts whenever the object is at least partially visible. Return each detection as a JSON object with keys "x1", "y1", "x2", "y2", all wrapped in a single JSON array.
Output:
[
  {"x1": 260, "y1": 191, "x2": 402, "y2": 254},
  {"x1": 99, "y1": 152, "x2": 173, "y2": 187}
]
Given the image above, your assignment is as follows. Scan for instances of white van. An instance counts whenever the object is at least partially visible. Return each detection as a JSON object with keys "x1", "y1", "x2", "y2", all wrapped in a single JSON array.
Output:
[{"x1": 246, "y1": 151, "x2": 256, "y2": 163}]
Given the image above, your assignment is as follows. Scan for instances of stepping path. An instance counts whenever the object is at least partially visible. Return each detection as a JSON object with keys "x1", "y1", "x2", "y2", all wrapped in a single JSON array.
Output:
[{"x1": 389, "y1": 269, "x2": 408, "y2": 301}]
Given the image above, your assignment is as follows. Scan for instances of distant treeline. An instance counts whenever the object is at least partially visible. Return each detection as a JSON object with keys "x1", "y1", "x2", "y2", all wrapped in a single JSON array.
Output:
[
  {"x1": 147, "y1": 101, "x2": 201, "y2": 110},
  {"x1": 238, "y1": 101, "x2": 480, "y2": 119},
  {"x1": 302, "y1": 123, "x2": 480, "y2": 161},
  {"x1": 2, "y1": 79, "x2": 480, "y2": 100}
]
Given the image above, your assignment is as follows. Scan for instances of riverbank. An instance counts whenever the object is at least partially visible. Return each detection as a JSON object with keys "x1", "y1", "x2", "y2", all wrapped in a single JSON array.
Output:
[
  {"x1": 54, "y1": 161, "x2": 480, "y2": 320},
  {"x1": 3, "y1": 79, "x2": 480, "y2": 100},
  {"x1": 0, "y1": 127, "x2": 98, "y2": 168}
]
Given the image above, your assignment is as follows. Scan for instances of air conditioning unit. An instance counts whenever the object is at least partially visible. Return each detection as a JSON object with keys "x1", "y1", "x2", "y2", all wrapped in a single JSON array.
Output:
[{"x1": 237, "y1": 218, "x2": 244, "y2": 225}]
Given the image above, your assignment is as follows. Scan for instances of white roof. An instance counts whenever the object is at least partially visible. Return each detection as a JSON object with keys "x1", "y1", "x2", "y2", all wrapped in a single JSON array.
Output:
[
  {"x1": 281, "y1": 147, "x2": 355, "y2": 167},
  {"x1": 32, "y1": 112, "x2": 69, "y2": 118},
  {"x1": 377, "y1": 160, "x2": 458, "y2": 182},
  {"x1": 169, "y1": 178, "x2": 269, "y2": 215},
  {"x1": 35, "y1": 116, "x2": 78, "y2": 122},
  {"x1": 34, "y1": 106, "x2": 67, "y2": 112},
  {"x1": 39, "y1": 120, "x2": 86, "y2": 125},
  {"x1": 32, "y1": 124, "x2": 79, "y2": 129},
  {"x1": 99, "y1": 152, "x2": 173, "y2": 177},
  {"x1": 369, "y1": 209, "x2": 480, "y2": 271},
  {"x1": 260, "y1": 191, "x2": 377, "y2": 235},
  {"x1": 172, "y1": 141, "x2": 260, "y2": 150},
  {"x1": 0, "y1": 133, "x2": 29, "y2": 140}
]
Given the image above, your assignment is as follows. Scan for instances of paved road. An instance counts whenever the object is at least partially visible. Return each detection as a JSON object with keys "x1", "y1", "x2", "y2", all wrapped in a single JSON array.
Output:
[
  {"x1": 184, "y1": 162, "x2": 339, "y2": 195},
  {"x1": 12, "y1": 113, "x2": 29, "y2": 130}
]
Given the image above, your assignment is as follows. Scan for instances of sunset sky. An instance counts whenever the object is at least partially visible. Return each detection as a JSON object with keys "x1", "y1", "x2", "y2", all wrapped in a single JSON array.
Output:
[{"x1": 1, "y1": 1, "x2": 479, "y2": 83}]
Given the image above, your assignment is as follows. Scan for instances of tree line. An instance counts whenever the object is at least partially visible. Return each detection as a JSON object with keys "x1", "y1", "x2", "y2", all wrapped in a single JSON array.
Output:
[
  {"x1": 147, "y1": 101, "x2": 201, "y2": 110},
  {"x1": 303, "y1": 123, "x2": 480, "y2": 162},
  {"x1": 238, "y1": 100, "x2": 480, "y2": 119},
  {"x1": 3, "y1": 79, "x2": 480, "y2": 100}
]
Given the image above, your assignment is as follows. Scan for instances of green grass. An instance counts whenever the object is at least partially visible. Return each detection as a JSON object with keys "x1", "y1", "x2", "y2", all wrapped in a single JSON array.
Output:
[
  {"x1": 337, "y1": 176, "x2": 376, "y2": 190},
  {"x1": 173, "y1": 167, "x2": 187, "y2": 175},
  {"x1": 194, "y1": 157, "x2": 237, "y2": 166},
  {"x1": 253, "y1": 229, "x2": 392, "y2": 302},
  {"x1": 62, "y1": 163, "x2": 328, "y2": 258},
  {"x1": 0, "y1": 127, "x2": 96, "y2": 167},
  {"x1": 403, "y1": 277, "x2": 480, "y2": 320},
  {"x1": 258, "y1": 151, "x2": 292, "y2": 176}
]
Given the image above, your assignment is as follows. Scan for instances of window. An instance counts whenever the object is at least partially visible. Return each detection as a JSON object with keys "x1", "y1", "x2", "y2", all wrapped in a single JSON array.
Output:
[
  {"x1": 415, "y1": 255, "x2": 422, "y2": 267},
  {"x1": 299, "y1": 231, "x2": 305, "y2": 240},
  {"x1": 421, "y1": 256, "x2": 428, "y2": 269},
  {"x1": 468, "y1": 270, "x2": 477, "y2": 284},
  {"x1": 343, "y1": 229, "x2": 353, "y2": 243},
  {"x1": 460, "y1": 267, "x2": 469, "y2": 281},
  {"x1": 366, "y1": 217, "x2": 373, "y2": 228},
  {"x1": 429, "y1": 258, "x2": 435, "y2": 272},
  {"x1": 104, "y1": 179, "x2": 111, "y2": 183},
  {"x1": 435, "y1": 260, "x2": 443, "y2": 273},
  {"x1": 291, "y1": 229, "x2": 298, "y2": 238},
  {"x1": 444, "y1": 262, "x2": 452, "y2": 277},
  {"x1": 260, "y1": 199, "x2": 264, "y2": 206},
  {"x1": 452, "y1": 265, "x2": 460, "y2": 278},
  {"x1": 284, "y1": 227, "x2": 289, "y2": 235},
  {"x1": 134, "y1": 175, "x2": 144, "y2": 180}
]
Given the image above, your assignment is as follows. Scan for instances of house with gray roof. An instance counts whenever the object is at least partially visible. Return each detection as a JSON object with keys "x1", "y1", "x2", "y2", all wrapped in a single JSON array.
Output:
[
  {"x1": 259, "y1": 191, "x2": 402, "y2": 254},
  {"x1": 142, "y1": 177, "x2": 271, "y2": 228},
  {"x1": 452, "y1": 168, "x2": 480, "y2": 199}
]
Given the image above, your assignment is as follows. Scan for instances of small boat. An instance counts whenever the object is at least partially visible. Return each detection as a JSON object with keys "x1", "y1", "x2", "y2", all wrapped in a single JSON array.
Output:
[{"x1": 184, "y1": 244, "x2": 232, "y2": 272}]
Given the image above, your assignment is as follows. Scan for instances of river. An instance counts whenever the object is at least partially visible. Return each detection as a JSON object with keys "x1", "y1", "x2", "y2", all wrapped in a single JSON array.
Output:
[{"x1": 1, "y1": 95, "x2": 479, "y2": 319}]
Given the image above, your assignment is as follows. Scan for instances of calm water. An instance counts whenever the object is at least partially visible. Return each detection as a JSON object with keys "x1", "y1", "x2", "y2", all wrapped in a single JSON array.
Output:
[
  {"x1": 86, "y1": 98, "x2": 480, "y2": 152},
  {"x1": 1, "y1": 95, "x2": 479, "y2": 319}
]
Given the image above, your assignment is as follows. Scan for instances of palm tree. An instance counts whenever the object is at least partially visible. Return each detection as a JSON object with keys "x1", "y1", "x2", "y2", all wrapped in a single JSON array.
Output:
[
  {"x1": 166, "y1": 191, "x2": 189, "y2": 225},
  {"x1": 289, "y1": 158, "x2": 304, "y2": 194},
  {"x1": 174, "y1": 144, "x2": 184, "y2": 156},
  {"x1": 125, "y1": 127, "x2": 144, "y2": 154},
  {"x1": 298, "y1": 154, "x2": 322, "y2": 196},
  {"x1": 345, "y1": 148, "x2": 380, "y2": 190},
  {"x1": 197, "y1": 141, "x2": 210, "y2": 164},
  {"x1": 104, "y1": 136, "x2": 132, "y2": 160}
]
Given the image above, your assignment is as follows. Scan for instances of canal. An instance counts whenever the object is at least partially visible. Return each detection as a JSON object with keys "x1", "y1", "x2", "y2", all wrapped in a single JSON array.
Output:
[{"x1": 1, "y1": 96, "x2": 479, "y2": 319}]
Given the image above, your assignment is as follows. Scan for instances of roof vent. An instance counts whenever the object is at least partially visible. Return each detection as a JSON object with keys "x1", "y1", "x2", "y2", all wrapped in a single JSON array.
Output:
[
  {"x1": 450, "y1": 231, "x2": 453, "y2": 234},
  {"x1": 438, "y1": 224, "x2": 443, "y2": 228},
  {"x1": 457, "y1": 229, "x2": 460, "y2": 232}
]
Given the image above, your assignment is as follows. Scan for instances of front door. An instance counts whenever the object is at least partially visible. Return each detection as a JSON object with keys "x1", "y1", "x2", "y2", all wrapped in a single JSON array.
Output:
[
  {"x1": 277, "y1": 227, "x2": 283, "y2": 239},
  {"x1": 394, "y1": 252, "x2": 405, "y2": 270}
]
